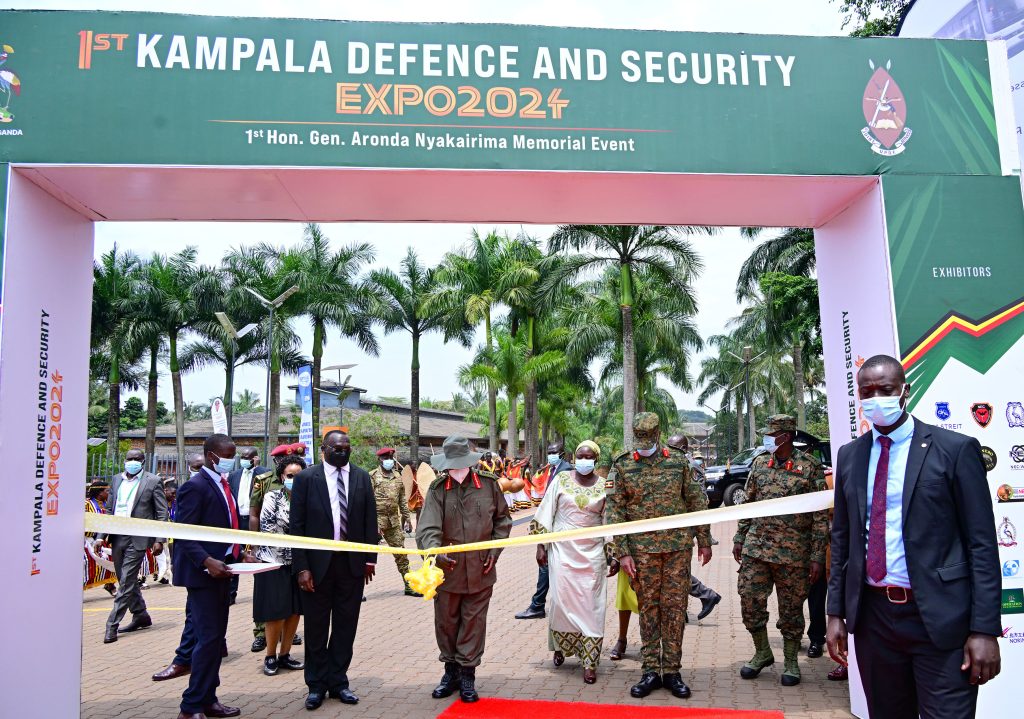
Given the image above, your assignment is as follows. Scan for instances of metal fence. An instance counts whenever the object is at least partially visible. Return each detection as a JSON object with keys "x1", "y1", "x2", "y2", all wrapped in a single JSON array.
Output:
[{"x1": 86, "y1": 453, "x2": 193, "y2": 485}]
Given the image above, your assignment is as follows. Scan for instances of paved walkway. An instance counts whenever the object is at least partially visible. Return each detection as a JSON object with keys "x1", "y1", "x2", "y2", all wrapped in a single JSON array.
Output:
[{"x1": 81, "y1": 519, "x2": 853, "y2": 718}]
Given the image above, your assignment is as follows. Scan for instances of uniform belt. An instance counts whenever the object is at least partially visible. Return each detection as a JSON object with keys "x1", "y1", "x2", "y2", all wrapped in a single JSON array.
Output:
[{"x1": 865, "y1": 584, "x2": 914, "y2": 604}]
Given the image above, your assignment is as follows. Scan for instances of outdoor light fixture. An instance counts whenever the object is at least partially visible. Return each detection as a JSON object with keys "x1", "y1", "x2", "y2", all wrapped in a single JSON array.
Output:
[
  {"x1": 244, "y1": 285, "x2": 300, "y2": 453},
  {"x1": 316, "y1": 363, "x2": 358, "y2": 426},
  {"x1": 214, "y1": 311, "x2": 257, "y2": 340}
]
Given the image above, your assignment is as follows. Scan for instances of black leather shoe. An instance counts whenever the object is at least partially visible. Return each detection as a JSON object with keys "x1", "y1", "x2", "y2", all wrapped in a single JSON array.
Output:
[
  {"x1": 264, "y1": 656, "x2": 279, "y2": 676},
  {"x1": 432, "y1": 663, "x2": 460, "y2": 698},
  {"x1": 103, "y1": 626, "x2": 118, "y2": 644},
  {"x1": 807, "y1": 642, "x2": 824, "y2": 659},
  {"x1": 630, "y1": 672, "x2": 663, "y2": 698},
  {"x1": 329, "y1": 688, "x2": 359, "y2": 705},
  {"x1": 304, "y1": 691, "x2": 325, "y2": 710},
  {"x1": 697, "y1": 593, "x2": 721, "y2": 621},
  {"x1": 514, "y1": 605, "x2": 546, "y2": 619},
  {"x1": 119, "y1": 612, "x2": 153, "y2": 633},
  {"x1": 459, "y1": 668, "x2": 479, "y2": 703},
  {"x1": 662, "y1": 673, "x2": 691, "y2": 699},
  {"x1": 292, "y1": 633, "x2": 303, "y2": 646},
  {"x1": 203, "y1": 702, "x2": 241, "y2": 718},
  {"x1": 251, "y1": 636, "x2": 267, "y2": 653},
  {"x1": 278, "y1": 654, "x2": 304, "y2": 670}
]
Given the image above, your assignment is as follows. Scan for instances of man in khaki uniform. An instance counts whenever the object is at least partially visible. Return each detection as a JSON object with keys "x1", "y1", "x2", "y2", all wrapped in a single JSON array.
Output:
[
  {"x1": 369, "y1": 447, "x2": 420, "y2": 597},
  {"x1": 416, "y1": 435, "x2": 512, "y2": 704},
  {"x1": 605, "y1": 413, "x2": 712, "y2": 700}
]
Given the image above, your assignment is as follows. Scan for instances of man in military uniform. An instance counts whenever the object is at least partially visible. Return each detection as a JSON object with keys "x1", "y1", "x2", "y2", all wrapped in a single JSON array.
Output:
[
  {"x1": 417, "y1": 435, "x2": 512, "y2": 704},
  {"x1": 606, "y1": 413, "x2": 713, "y2": 699},
  {"x1": 733, "y1": 414, "x2": 828, "y2": 687},
  {"x1": 370, "y1": 447, "x2": 420, "y2": 597}
]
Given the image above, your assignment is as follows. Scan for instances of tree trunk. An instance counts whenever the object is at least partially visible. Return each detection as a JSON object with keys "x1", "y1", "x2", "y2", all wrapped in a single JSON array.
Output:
[
  {"x1": 794, "y1": 339, "x2": 805, "y2": 429},
  {"x1": 747, "y1": 390, "x2": 756, "y2": 449},
  {"x1": 507, "y1": 393, "x2": 518, "y2": 458},
  {"x1": 224, "y1": 364, "x2": 234, "y2": 434},
  {"x1": 524, "y1": 315, "x2": 540, "y2": 467},
  {"x1": 620, "y1": 264, "x2": 637, "y2": 451},
  {"x1": 485, "y1": 311, "x2": 498, "y2": 452},
  {"x1": 541, "y1": 421, "x2": 551, "y2": 453},
  {"x1": 145, "y1": 343, "x2": 158, "y2": 458},
  {"x1": 410, "y1": 331, "x2": 421, "y2": 468},
  {"x1": 311, "y1": 320, "x2": 323, "y2": 457},
  {"x1": 169, "y1": 332, "x2": 187, "y2": 482},
  {"x1": 736, "y1": 393, "x2": 744, "y2": 453},
  {"x1": 107, "y1": 362, "x2": 120, "y2": 464},
  {"x1": 269, "y1": 370, "x2": 281, "y2": 449}
]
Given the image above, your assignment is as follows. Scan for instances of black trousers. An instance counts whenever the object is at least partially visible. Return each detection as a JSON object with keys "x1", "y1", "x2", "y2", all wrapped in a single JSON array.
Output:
[
  {"x1": 854, "y1": 589, "x2": 977, "y2": 719},
  {"x1": 300, "y1": 554, "x2": 364, "y2": 692},
  {"x1": 806, "y1": 573, "x2": 827, "y2": 644},
  {"x1": 180, "y1": 580, "x2": 231, "y2": 713}
]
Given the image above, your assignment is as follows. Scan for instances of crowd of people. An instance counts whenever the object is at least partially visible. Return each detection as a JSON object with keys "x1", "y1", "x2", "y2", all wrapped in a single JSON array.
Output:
[{"x1": 84, "y1": 353, "x2": 1003, "y2": 719}]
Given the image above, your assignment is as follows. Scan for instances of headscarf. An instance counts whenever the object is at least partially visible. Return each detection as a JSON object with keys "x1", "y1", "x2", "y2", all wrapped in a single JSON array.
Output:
[{"x1": 575, "y1": 440, "x2": 601, "y2": 458}]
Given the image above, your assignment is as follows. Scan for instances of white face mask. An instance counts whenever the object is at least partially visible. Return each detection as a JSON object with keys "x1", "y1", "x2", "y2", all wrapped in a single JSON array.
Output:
[
  {"x1": 636, "y1": 443, "x2": 658, "y2": 457},
  {"x1": 763, "y1": 436, "x2": 779, "y2": 453},
  {"x1": 547, "y1": 453, "x2": 561, "y2": 466},
  {"x1": 381, "y1": 459, "x2": 395, "y2": 471},
  {"x1": 449, "y1": 467, "x2": 471, "y2": 483},
  {"x1": 861, "y1": 393, "x2": 907, "y2": 427},
  {"x1": 574, "y1": 459, "x2": 596, "y2": 475}
]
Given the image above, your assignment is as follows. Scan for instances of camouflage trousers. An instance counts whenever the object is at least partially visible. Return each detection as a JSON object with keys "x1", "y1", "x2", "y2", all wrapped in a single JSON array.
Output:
[
  {"x1": 634, "y1": 550, "x2": 691, "y2": 674},
  {"x1": 380, "y1": 521, "x2": 410, "y2": 579},
  {"x1": 738, "y1": 556, "x2": 809, "y2": 641}
]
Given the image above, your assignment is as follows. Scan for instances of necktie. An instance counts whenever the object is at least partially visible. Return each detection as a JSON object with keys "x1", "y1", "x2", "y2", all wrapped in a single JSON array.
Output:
[
  {"x1": 336, "y1": 468, "x2": 349, "y2": 541},
  {"x1": 219, "y1": 475, "x2": 240, "y2": 558},
  {"x1": 866, "y1": 435, "x2": 893, "y2": 583}
]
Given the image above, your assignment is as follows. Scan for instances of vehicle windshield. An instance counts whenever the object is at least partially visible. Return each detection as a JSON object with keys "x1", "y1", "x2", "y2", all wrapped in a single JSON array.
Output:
[{"x1": 730, "y1": 447, "x2": 761, "y2": 465}]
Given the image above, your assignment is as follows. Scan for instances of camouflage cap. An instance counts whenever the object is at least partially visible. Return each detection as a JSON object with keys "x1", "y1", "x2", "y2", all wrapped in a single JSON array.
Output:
[
  {"x1": 759, "y1": 414, "x2": 797, "y2": 434},
  {"x1": 633, "y1": 412, "x2": 661, "y2": 442}
]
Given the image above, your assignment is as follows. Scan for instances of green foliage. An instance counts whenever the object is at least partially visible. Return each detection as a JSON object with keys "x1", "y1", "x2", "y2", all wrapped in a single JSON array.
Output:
[
  {"x1": 86, "y1": 439, "x2": 133, "y2": 480},
  {"x1": 119, "y1": 396, "x2": 146, "y2": 431},
  {"x1": 805, "y1": 397, "x2": 831, "y2": 441},
  {"x1": 833, "y1": 0, "x2": 909, "y2": 36},
  {"x1": 347, "y1": 409, "x2": 402, "y2": 468}
]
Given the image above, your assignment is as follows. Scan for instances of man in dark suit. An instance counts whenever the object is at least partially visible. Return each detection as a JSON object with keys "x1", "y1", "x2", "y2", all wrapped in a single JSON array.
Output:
[
  {"x1": 290, "y1": 430, "x2": 378, "y2": 710},
  {"x1": 827, "y1": 354, "x2": 1001, "y2": 718},
  {"x1": 95, "y1": 448, "x2": 168, "y2": 643},
  {"x1": 173, "y1": 434, "x2": 254, "y2": 719}
]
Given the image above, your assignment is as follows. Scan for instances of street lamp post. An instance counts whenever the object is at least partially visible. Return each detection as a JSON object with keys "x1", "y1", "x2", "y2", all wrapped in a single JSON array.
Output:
[
  {"x1": 315, "y1": 363, "x2": 358, "y2": 455},
  {"x1": 214, "y1": 312, "x2": 257, "y2": 435},
  {"x1": 245, "y1": 286, "x2": 299, "y2": 454}
]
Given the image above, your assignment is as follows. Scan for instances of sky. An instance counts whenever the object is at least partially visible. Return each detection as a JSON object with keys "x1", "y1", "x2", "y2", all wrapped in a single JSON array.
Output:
[{"x1": 16, "y1": 0, "x2": 849, "y2": 417}]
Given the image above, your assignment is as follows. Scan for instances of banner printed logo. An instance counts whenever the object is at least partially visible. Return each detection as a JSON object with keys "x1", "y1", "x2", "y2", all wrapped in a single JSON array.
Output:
[
  {"x1": 999, "y1": 517, "x2": 1019, "y2": 547},
  {"x1": 0, "y1": 43, "x2": 21, "y2": 123},
  {"x1": 971, "y1": 402, "x2": 993, "y2": 428},
  {"x1": 862, "y1": 59, "x2": 912, "y2": 156},
  {"x1": 996, "y1": 484, "x2": 1024, "y2": 502},
  {"x1": 1008, "y1": 402, "x2": 1024, "y2": 428},
  {"x1": 935, "y1": 402, "x2": 951, "y2": 421}
]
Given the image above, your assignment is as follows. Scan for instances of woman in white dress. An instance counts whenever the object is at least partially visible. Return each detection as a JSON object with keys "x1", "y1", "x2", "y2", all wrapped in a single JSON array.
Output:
[{"x1": 534, "y1": 440, "x2": 619, "y2": 684}]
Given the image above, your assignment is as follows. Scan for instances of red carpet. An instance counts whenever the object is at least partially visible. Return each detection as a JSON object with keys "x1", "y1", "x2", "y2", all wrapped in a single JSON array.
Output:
[{"x1": 437, "y1": 698, "x2": 784, "y2": 719}]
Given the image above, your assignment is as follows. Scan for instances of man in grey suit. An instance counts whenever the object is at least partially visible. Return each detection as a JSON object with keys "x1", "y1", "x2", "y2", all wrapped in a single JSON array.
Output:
[{"x1": 95, "y1": 448, "x2": 169, "y2": 644}]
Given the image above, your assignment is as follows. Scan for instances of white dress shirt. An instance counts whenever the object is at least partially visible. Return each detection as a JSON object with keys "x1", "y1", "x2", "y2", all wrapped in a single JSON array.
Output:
[
  {"x1": 114, "y1": 473, "x2": 141, "y2": 518},
  {"x1": 865, "y1": 415, "x2": 915, "y2": 588},
  {"x1": 323, "y1": 463, "x2": 373, "y2": 565},
  {"x1": 237, "y1": 467, "x2": 254, "y2": 514}
]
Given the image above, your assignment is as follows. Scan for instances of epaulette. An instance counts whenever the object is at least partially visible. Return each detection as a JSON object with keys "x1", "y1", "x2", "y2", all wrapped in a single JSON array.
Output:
[
  {"x1": 255, "y1": 469, "x2": 274, "y2": 481},
  {"x1": 476, "y1": 469, "x2": 499, "y2": 482},
  {"x1": 612, "y1": 451, "x2": 630, "y2": 464}
]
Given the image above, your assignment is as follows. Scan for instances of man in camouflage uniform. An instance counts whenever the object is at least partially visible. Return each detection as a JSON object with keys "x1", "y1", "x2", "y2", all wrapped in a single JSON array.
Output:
[
  {"x1": 605, "y1": 413, "x2": 713, "y2": 699},
  {"x1": 732, "y1": 414, "x2": 828, "y2": 687},
  {"x1": 370, "y1": 447, "x2": 420, "y2": 597}
]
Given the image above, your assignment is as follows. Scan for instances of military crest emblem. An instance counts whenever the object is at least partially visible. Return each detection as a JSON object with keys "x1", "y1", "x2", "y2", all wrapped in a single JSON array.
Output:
[
  {"x1": 862, "y1": 59, "x2": 911, "y2": 156},
  {"x1": 1007, "y1": 401, "x2": 1024, "y2": 428},
  {"x1": 998, "y1": 516, "x2": 1018, "y2": 548},
  {"x1": 935, "y1": 402, "x2": 951, "y2": 421},
  {"x1": 971, "y1": 402, "x2": 993, "y2": 428}
]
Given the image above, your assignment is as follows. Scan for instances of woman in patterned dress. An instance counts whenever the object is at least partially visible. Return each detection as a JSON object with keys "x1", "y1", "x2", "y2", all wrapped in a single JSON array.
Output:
[{"x1": 534, "y1": 440, "x2": 619, "y2": 684}]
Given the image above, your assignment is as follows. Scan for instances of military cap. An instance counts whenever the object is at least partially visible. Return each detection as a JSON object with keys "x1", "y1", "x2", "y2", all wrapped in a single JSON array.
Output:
[
  {"x1": 666, "y1": 433, "x2": 688, "y2": 451},
  {"x1": 376, "y1": 447, "x2": 395, "y2": 457},
  {"x1": 759, "y1": 414, "x2": 797, "y2": 434},
  {"x1": 633, "y1": 412, "x2": 661, "y2": 442}
]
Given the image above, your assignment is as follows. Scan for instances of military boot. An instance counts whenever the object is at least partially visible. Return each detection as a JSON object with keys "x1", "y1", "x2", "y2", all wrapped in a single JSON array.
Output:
[
  {"x1": 404, "y1": 580, "x2": 423, "y2": 597},
  {"x1": 459, "y1": 666, "x2": 479, "y2": 703},
  {"x1": 781, "y1": 639, "x2": 801, "y2": 686},
  {"x1": 431, "y1": 662, "x2": 460, "y2": 698},
  {"x1": 740, "y1": 628, "x2": 775, "y2": 679}
]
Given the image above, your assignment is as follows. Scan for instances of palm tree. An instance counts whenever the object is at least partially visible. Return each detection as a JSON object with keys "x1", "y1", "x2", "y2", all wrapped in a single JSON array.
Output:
[
  {"x1": 544, "y1": 225, "x2": 708, "y2": 449},
  {"x1": 370, "y1": 247, "x2": 472, "y2": 466},
  {"x1": 278, "y1": 224, "x2": 379, "y2": 455},
  {"x1": 233, "y1": 389, "x2": 264, "y2": 414},
  {"x1": 698, "y1": 336, "x2": 747, "y2": 452},
  {"x1": 134, "y1": 248, "x2": 219, "y2": 475}
]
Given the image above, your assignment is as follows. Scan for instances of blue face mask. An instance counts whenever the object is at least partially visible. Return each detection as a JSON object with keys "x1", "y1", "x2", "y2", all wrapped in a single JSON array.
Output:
[
  {"x1": 124, "y1": 460, "x2": 143, "y2": 476},
  {"x1": 636, "y1": 443, "x2": 658, "y2": 457},
  {"x1": 575, "y1": 459, "x2": 596, "y2": 475},
  {"x1": 381, "y1": 459, "x2": 395, "y2": 471},
  {"x1": 861, "y1": 394, "x2": 906, "y2": 427},
  {"x1": 240, "y1": 459, "x2": 253, "y2": 470},
  {"x1": 547, "y1": 453, "x2": 561, "y2": 466},
  {"x1": 211, "y1": 454, "x2": 235, "y2": 475},
  {"x1": 763, "y1": 436, "x2": 778, "y2": 453},
  {"x1": 283, "y1": 478, "x2": 294, "y2": 491}
]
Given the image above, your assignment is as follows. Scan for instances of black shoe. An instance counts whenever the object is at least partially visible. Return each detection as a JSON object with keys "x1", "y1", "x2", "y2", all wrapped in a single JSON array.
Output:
[
  {"x1": 228, "y1": 594, "x2": 236, "y2": 606},
  {"x1": 514, "y1": 605, "x2": 546, "y2": 619},
  {"x1": 263, "y1": 656, "x2": 279, "y2": 676},
  {"x1": 251, "y1": 636, "x2": 267, "y2": 653},
  {"x1": 279, "y1": 653, "x2": 304, "y2": 671},
  {"x1": 119, "y1": 612, "x2": 153, "y2": 633},
  {"x1": 103, "y1": 626, "x2": 118, "y2": 644},
  {"x1": 159, "y1": 578, "x2": 169, "y2": 585},
  {"x1": 630, "y1": 672, "x2": 663, "y2": 698},
  {"x1": 662, "y1": 673, "x2": 691, "y2": 699},
  {"x1": 405, "y1": 587, "x2": 424, "y2": 597},
  {"x1": 292, "y1": 633, "x2": 302, "y2": 646},
  {"x1": 304, "y1": 691, "x2": 325, "y2": 710},
  {"x1": 329, "y1": 688, "x2": 358, "y2": 705},
  {"x1": 361, "y1": 596, "x2": 366, "y2": 602},
  {"x1": 432, "y1": 662, "x2": 460, "y2": 698},
  {"x1": 459, "y1": 668, "x2": 479, "y2": 703},
  {"x1": 697, "y1": 593, "x2": 722, "y2": 621},
  {"x1": 807, "y1": 642, "x2": 824, "y2": 659}
]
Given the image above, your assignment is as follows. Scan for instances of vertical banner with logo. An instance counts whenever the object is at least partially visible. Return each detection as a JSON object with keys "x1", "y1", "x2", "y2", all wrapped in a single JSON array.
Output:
[
  {"x1": 211, "y1": 397, "x2": 228, "y2": 435},
  {"x1": 0, "y1": 170, "x2": 94, "y2": 718},
  {"x1": 297, "y1": 365, "x2": 313, "y2": 456},
  {"x1": 881, "y1": 173, "x2": 1024, "y2": 716}
]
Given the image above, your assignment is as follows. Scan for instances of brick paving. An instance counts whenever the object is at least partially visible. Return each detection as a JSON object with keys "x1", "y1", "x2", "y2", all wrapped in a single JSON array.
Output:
[{"x1": 81, "y1": 518, "x2": 852, "y2": 718}]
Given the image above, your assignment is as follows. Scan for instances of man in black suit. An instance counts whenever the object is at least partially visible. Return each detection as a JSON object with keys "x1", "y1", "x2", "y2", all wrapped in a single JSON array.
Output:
[
  {"x1": 827, "y1": 354, "x2": 1001, "y2": 718},
  {"x1": 290, "y1": 430, "x2": 378, "y2": 710},
  {"x1": 173, "y1": 434, "x2": 255, "y2": 719}
]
